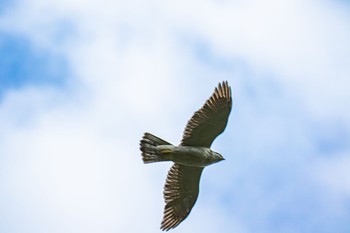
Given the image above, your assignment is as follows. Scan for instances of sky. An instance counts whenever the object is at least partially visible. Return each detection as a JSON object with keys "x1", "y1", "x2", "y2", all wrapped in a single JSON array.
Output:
[{"x1": 0, "y1": 0, "x2": 350, "y2": 232}]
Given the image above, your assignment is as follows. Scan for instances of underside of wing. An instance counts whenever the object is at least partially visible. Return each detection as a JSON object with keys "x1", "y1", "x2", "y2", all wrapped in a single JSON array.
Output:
[
  {"x1": 181, "y1": 81, "x2": 232, "y2": 147},
  {"x1": 161, "y1": 164, "x2": 203, "y2": 231}
]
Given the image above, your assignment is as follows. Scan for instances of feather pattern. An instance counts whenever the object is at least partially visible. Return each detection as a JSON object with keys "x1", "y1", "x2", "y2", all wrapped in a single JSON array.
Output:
[
  {"x1": 181, "y1": 81, "x2": 232, "y2": 147},
  {"x1": 161, "y1": 164, "x2": 203, "y2": 231}
]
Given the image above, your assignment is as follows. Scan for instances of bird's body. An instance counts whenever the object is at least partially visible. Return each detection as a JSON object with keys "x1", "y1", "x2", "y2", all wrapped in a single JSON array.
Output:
[
  {"x1": 140, "y1": 81, "x2": 232, "y2": 231},
  {"x1": 159, "y1": 145, "x2": 224, "y2": 167},
  {"x1": 143, "y1": 139, "x2": 224, "y2": 167}
]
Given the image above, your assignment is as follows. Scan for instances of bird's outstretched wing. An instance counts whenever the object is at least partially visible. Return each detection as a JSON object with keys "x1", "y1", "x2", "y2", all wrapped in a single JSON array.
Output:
[
  {"x1": 161, "y1": 164, "x2": 203, "y2": 231},
  {"x1": 181, "y1": 81, "x2": 232, "y2": 147}
]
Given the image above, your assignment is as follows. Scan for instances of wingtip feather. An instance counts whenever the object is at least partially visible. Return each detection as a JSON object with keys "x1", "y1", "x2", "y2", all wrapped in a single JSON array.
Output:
[{"x1": 218, "y1": 80, "x2": 231, "y2": 98}]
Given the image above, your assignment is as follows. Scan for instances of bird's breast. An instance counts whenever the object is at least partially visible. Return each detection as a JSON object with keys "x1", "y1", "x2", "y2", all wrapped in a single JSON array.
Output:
[{"x1": 164, "y1": 146, "x2": 216, "y2": 167}]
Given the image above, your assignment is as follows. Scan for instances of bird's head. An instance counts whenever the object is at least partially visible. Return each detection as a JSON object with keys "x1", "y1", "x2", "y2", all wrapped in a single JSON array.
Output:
[{"x1": 212, "y1": 151, "x2": 225, "y2": 163}]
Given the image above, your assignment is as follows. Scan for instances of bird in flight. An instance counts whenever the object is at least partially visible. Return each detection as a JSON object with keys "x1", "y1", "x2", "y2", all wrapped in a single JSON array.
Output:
[{"x1": 140, "y1": 81, "x2": 232, "y2": 231}]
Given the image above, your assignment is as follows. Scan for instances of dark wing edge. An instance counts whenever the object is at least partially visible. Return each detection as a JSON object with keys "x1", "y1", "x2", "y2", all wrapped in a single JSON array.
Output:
[
  {"x1": 181, "y1": 81, "x2": 232, "y2": 147},
  {"x1": 161, "y1": 164, "x2": 203, "y2": 231}
]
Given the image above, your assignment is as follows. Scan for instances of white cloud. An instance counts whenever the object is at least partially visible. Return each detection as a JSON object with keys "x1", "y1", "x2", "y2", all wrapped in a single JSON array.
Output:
[{"x1": 0, "y1": 0, "x2": 350, "y2": 232}]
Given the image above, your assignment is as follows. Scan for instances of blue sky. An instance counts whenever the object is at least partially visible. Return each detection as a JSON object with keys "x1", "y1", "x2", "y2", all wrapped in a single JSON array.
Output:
[
  {"x1": 0, "y1": 33, "x2": 68, "y2": 98},
  {"x1": 1, "y1": 0, "x2": 350, "y2": 232}
]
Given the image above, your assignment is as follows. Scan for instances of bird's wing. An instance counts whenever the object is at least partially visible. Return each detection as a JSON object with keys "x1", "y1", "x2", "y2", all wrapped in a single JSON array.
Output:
[
  {"x1": 161, "y1": 163, "x2": 203, "y2": 231},
  {"x1": 181, "y1": 81, "x2": 232, "y2": 147}
]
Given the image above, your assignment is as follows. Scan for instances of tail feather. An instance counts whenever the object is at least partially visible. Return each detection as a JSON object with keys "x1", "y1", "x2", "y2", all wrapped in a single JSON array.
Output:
[{"x1": 140, "y1": 133, "x2": 172, "y2": 164}]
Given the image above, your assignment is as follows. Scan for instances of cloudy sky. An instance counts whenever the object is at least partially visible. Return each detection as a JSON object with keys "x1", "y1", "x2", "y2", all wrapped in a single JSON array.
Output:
[{"x1": 1, "y1": 0, "x2": 350, "y2": 232}]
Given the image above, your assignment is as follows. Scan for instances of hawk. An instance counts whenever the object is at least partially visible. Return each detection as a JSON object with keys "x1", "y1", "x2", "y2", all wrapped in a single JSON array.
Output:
[{"x1": 140, "y1": 81, "x2": 232, "y2": 231}]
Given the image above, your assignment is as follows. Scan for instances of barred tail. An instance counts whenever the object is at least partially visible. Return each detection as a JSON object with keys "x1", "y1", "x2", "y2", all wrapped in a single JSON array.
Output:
[{"x1": 140, "y1": 133, "x2": 172, "y2": 164}]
